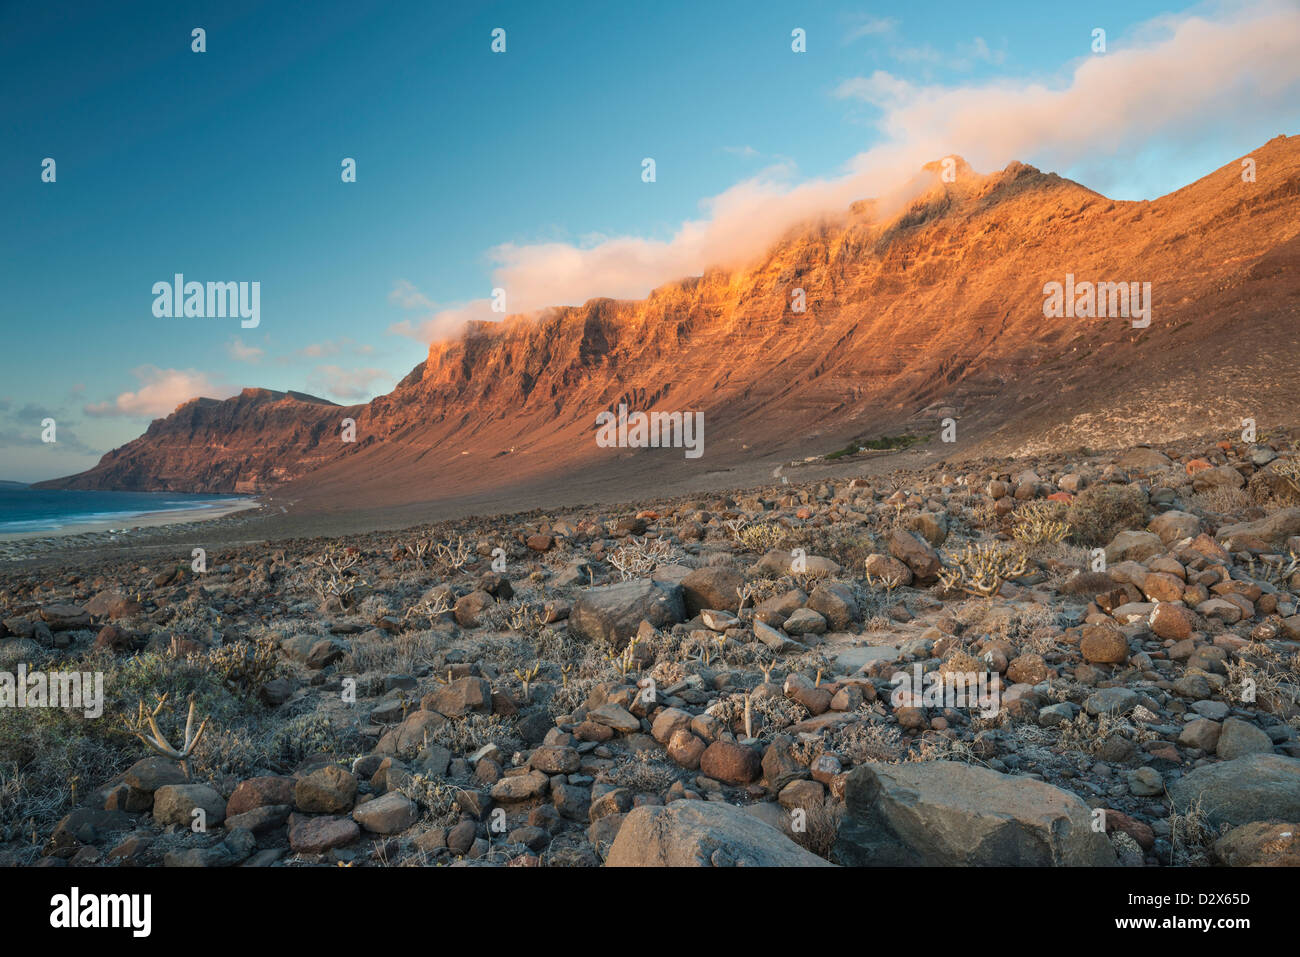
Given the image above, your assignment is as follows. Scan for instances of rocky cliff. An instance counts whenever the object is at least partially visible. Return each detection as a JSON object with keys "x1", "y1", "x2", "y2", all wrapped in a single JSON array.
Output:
[{"x1": 39, "y1": 135, "x2": 1300, "y2": 505}]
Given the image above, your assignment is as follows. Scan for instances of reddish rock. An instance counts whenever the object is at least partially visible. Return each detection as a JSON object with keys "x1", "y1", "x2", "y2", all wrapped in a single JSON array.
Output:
[
  {"x1": 699, "y1": 740, "x2": 761, "y2": 785},
  {"x1": 1006, "y1": 653, "x2": 1049, "y2": 685},
  {"x1": 288, "y1": 814, "x2": 360, "y2": 854},
  {"x1": 39, "y1": 604, "x2": 90, "y2": 629},
  {"x1": 888, "y1": 529, "x2": 941, "y2": 581},
  {"x1": 1104, "y1": 809, "x2": 1155, "y2": 849},
  {"x1": 667, "y1": 728, "x2": 708, "y2": 769},
  {"x1": 294, "y1": 765, "x2": 357, "y2": 814},
  {"x1": 424, "y1": 676, "x2": 492, "y2": 717},
  {"x1": 92, "y1": 624, "x2": 131, "y2": 653},
  {"x1": 1140, "y1": 572, "x2": 1185, "y2": 603},
  {"x1": 227, "y1": 776, "x2": 296, "y2": 817},
  {"x1": 85, "y1": 590, "x2": 143, "y2": 620},
  {"x1": 1080, "y1": 625, "x2": 1128, "y2": 664},
  {"x1": 1150, "y1": 603, "x2": 1194, "y2": 640}
]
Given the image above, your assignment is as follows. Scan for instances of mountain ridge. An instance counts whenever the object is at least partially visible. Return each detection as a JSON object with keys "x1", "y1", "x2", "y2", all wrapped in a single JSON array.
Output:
[{"x1": 37, "y1": 136, "x2": 1300, "y2": 511}]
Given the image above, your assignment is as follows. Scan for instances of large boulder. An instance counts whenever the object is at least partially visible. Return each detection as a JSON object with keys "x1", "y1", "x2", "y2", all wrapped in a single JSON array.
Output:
[
  {"x1": 288, "y1": 814, "x2": 360, "y2": 854},
  {"x1": 376, "y1": 710, "x2": 445, "y2": 754},
  {"x1": 1215, "y1": 718, "x2": 1274, "y2": 760},
  {"x1": 752, "y1": 549, "x2": 842, "y2": 578},
  {"x1": 569, "y1": 579, "x2": 686, "y2": 644},
  {"x1": 294, "y1": 765, "x2": 358, "y2": 814},
  {"x1": 84, "y1": 590, "x2": 142, "y2": 620},
  {"x1": 424, "y1": 676, "x2": 492, "y2": 717},
  {"x1": 123, "y1": 757, "x2": 188, "y2": 793},
  {"x1": 453, "y1": 590, "x2": 495, "y2": 628},
  {"x1": 49, "y1": 808, "x2": 133, "y2": 849},
  {"x1": 1118, "y1": 448, "x2": 1172, "y2": 470},
  {"x1": 39, "y1": 604, "x2": 91, "y2": 630},
  {"x1": 888, "y1": 529, "x2": 940, "y2": 582},
  {"x1": 153, "y1": 784, "x2": 227, "y2": 828},
  {"x1": 1213, "y1": 820, "x2": 1300, "y2": 866},
  {"x1": 699, "y1": 740, "x2": 762, "y2": 785},
  {"x1": 679, "y1": 566, "x2": 744, "y2": 615},
  {"x1": 807, "y1": 583, "x2": 861, "y2": 631},
  {"x1": 351, "y1": 792, "x2": 418, "y2": 834},
  {"x1": 907, "y1": 511, "x2": 949, "y2": 547},
  {"x1": 1104, "y1": 530, "x2": 1164, "y2": 564},
  {"x1": 490, "y1": 769, "x2": 549, "y2": 803},
  {"x1": 1080, "y1": 624, "x2": 1129, "y2": 664},
  {"x1": 1169, "y1": 754, "x2": 1300, "y2": 828},
  {"x1": 606, "y1": 800, "x2": 833, "y2": 867},
  {"x1": 1217, "y1": 508, "x2": 1300, "y2": 549},
  {"x1": 226, "y1": 776, "x2": 296, "y2": 816},
  {"x1": 833, "y1": 761, "x2": 1115, "y2": 866},
  {"x1": 1147, "y1": 510, "x2": 1200, "y2": 545},
  {"x1": 1191, "y1": 464, "x2": 1245, "y2": 493}
]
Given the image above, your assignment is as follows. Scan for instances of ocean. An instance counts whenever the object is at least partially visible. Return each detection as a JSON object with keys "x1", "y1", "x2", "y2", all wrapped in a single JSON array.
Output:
[{"x1": 0, "y1": 487, "x2": 253, "y2": 534}]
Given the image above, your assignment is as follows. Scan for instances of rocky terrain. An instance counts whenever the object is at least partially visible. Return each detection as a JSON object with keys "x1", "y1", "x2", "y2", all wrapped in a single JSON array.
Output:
[
  {"x1": 35, "y1": 136, "x2": 1300, "y2": 518},
  {"x1": 4, "y1": 428, "x2": 1300, "y2": 867}
]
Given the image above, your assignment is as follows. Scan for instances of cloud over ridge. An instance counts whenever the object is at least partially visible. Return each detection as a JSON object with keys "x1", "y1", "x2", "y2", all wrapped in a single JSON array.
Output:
[{"x1": 396, "y1": 0, "x2": 1300, "y2": 344}]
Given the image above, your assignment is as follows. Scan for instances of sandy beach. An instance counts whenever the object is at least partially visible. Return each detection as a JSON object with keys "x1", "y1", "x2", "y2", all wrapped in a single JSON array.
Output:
[{"x1": 0, "y1": 497, "x2": 263, "y2": 543}]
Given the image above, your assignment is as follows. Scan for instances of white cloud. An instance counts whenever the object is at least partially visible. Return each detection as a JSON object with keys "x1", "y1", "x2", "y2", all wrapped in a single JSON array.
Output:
[
  {"x1": 226, "y1": 338, "x2": 264, "y2": 362},
  {"x1": 846, "y1": 17, "x2": 897, "y2": 42},
  {"x1": 293, "y1": 338, "x2": 374, "y2": 360},
  {"x1": 967, "y1": 37, "x2": 1005, "y2": 66},
  {"x1": 389, "y1": 279, "x2": 436, "y2": 310},
  {"x1": 84, "y1": 367, "x2": 238, "y2": 418},
  {"x1": 394, "y1": 0, "x2": 1300, "y2": 345},
  {"x1": 307, "y1": 365, "x2": 392, "y2": 403},
  {"x1": 883, "y1": 35, "x2": 1006, "y2": 71},
  {"x1": 834, "y1": 71, "x2": 917, "y2": 107}
]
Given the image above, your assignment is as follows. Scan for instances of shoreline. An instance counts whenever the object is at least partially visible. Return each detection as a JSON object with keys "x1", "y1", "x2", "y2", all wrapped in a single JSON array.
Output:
[{"x1": 0, "y1": 498, "x2": 263, "y2": 543}]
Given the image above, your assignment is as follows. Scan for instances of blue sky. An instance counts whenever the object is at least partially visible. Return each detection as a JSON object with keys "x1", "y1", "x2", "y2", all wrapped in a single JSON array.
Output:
[{"x1": 1, "y1": 0, "x2": 1296, "y2": 482}]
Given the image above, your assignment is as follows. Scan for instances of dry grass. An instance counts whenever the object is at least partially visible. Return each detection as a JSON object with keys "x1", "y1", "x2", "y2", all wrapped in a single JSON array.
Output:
[
  {"x1": 734, "y1": 522, "x2": 790, "y2": 552},
  {"x1": 827, "y1": 720, "x2": 904, "y2": 764},
  {"x1": 1189, "y1": 486, "x2": 1250, "y2": 515},
  {"x1": 1065, "y1": 483, "x2": 1147, "y2": 546},
  {"x1": 341, "y1": 629, "x2": 446, "y2": 676},
  {"x1": 607, "y1": 536, "x2": 679, "y2": 580},
  {"x1": 1223, "y1": 648, "x2": 1300, "y2": 719},
  {"x1": 784, "y1": 803, "x2": 844, "y2": 859},
  {"x1": 1055, "y1": 708, "x2": 1155, "y2": 756},
  {"x1": 709, "y1": 692, "x2": 808, "y2": 739},
  {"x1": 602, "y1": 751, "x2": 682, "y2": 792},
  {"x1": 1169, "y1": 795, "x2": 1217, "y2": 866},
  {"x1": 905, "y1": 732, "x2": 985, "y2": 765},
  {"x1": 429, "y1": 713, "x2": 522, "y2": 756},
  {"x1": 1268, "y1": 457, "x2": 1300, "y2": 504},
  {"x1": 1011, "y1": 501, "x2": 1072, "y2": 546},
  {"x1": 396, "y1": 775, "x2": 463, "y2": 826},
  {"x1": 937, "y1": 541, "x2": 1029, "y2": 599}
]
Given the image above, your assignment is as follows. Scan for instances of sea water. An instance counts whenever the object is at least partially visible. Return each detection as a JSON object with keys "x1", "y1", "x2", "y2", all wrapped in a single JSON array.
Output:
[{"x1": 0, "y1": 487, "x2": 251, "y2": 534}]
